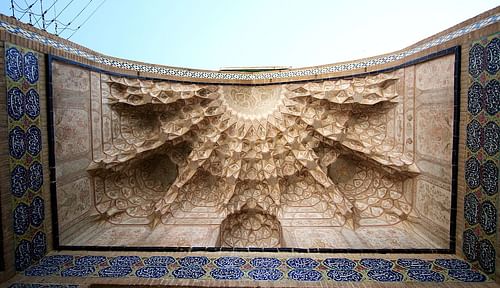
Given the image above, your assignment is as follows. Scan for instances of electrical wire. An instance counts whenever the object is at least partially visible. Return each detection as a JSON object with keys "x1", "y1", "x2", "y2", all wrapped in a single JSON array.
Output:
[
  {"x1": 14, "y1": 0, "x2": 34, "y2": 12},
  {"x1": 16, "y1": 0, "x2": 38, "y2": 21},
  {"x1": 33, "y1": 0, "x2": 58, "y2": 27},
  {"x1": 13, "y1": 6, "x2": 38, "y2": 15},
  {"x1": 67, "y1": 0, "x2": 106, "y2": 39},
  {"x1": 22, "y1": 0, "x2": 43, "y2": 28},
  {"x1": 58, "y1": 0, "x2": 93, "y2": 35},
  {"x1": 11, "y1": 0, "x2": 106, "y2": 39},
  {"x1": 13, "y1": 0, "x2": 75, "y2": 34},
  {"x1": 45, "y1": 0, "x2": 75, "y2": 29}
]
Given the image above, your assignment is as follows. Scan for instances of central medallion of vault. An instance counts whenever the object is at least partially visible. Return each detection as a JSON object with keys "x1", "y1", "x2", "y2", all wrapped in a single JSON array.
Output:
[
  {"x1": 221, "y1": 86, "x2": 284, "y2": 120},
  {"x1": 89, "y1": 72, "x2": 421, "y2": 248}
]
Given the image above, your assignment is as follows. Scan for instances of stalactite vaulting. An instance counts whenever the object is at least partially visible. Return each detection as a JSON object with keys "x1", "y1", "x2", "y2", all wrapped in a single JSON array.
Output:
[{"x1": 88, "y1": 72, "x2": 420, "y2": 247}]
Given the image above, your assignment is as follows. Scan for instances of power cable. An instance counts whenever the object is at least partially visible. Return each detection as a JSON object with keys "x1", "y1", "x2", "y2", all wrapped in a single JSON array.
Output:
[
  {"x1": 67, "y1": 0, "x2": 106, "y2": 39},
  {"x1": 45, "y1": 0, "x2": 75, "y2": 29},
  {"x1": 22, "y1": 0, "x2": 42, "y2": 27},
  {"x1": 16, "y1": 0, "x2": 38, "y2": 21},
  {"x1": 33, "y1": 0, "x2": 58, "y2": 28},
  {"x1": 14, "y1": 0, "x2": 33, "y2": 12},
  {"x1": 11, "y1": 0, "x2": 106, "y2": 39},
  {"x1": 58, "y1": 0, "x2": 93, "y2": 35}
]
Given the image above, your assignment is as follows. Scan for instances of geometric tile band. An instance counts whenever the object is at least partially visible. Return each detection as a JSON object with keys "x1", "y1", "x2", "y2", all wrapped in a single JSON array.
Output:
[{"x1": 0, "y1": 14, "x2": 498, "y2": 81}]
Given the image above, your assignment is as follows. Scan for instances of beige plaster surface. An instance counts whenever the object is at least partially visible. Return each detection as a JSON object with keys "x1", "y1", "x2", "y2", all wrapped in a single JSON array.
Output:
[{"x1": 51, "y1": 54, "x2": 456, "y2": 250}]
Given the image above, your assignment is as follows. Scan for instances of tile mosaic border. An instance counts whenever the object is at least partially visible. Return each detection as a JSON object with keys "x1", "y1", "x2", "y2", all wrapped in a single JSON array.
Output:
[
  {"x1": 47, "y1": 46, "x2": 461, "y2": 254},
  {"x1": 0, "y1": 13, "x2": 498, "y2": 81},
  {"x1": 463, "y1": 32, "x2": 499, "y2": 276},
  {"x1": 17, "y1": 254, "x2": 491, "y2": 284},
  {"x1": 5, "y1": 43, "x2": 47, "y2": 271}
]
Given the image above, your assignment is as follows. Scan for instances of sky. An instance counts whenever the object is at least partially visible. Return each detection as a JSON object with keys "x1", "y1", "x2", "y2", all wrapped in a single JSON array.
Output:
[{"x1": 1, "y1": 0, "x2": 498, "y2": 70}]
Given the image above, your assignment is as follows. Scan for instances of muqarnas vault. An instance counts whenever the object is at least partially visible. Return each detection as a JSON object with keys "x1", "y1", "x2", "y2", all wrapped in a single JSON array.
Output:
[{"x1": 52, "y1": 54, "x2": 456, "y2": 249}]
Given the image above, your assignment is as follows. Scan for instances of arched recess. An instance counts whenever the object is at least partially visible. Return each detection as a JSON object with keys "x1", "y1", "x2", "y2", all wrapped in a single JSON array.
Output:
[{"x1": 219, "y1": 208, "x2": 282, "y2": 248}]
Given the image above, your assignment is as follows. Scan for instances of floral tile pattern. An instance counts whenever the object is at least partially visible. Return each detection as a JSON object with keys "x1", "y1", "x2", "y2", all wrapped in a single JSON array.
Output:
[
  {"x1": 19, "y1": 254, "x2": 489, "y2": 283},
  {"x1": 0, "y1": 14, "x2": 498, "y2": 81},
  {"x1": 463, "y1": 32, "x2": 499, "y2": 276},
  {"x1": 5, "y1": 43, "x2": 47, "y2": 271}
]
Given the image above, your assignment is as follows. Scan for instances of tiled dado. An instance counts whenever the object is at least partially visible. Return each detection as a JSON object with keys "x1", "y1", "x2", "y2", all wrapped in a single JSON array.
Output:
[
  {"x1": 0, "y1": 14, "x2": 498, "y2": 81},
  {"x1": 463, "y1": 33, "x2": 499, "y2": 276},
  {"x1": 5, "y1": 43, "x2": 47, "y2": 271},
  {"x1": 7, "y1": 253, "x2": 491, "y2": 285}
]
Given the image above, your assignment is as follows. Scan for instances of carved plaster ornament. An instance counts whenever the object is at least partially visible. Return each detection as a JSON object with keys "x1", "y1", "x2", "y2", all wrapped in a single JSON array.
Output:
[{"x1": 88, "y1": 72, "x2": 419, "y2": 247}]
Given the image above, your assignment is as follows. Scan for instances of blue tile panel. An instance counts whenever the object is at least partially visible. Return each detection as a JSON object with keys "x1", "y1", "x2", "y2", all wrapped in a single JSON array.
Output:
[
  {"x1": 5, "y1": 43, "x2": 47, "y2": 271},
  {"x1": 21, "y1": 254, "x2": 490, "y2": 283},
  {"x1": 0, "y1": 15, "x2": 498, "y2": 81},
  {"x1": 464, "y1": 32, "x2": 499, "y2": 276}
]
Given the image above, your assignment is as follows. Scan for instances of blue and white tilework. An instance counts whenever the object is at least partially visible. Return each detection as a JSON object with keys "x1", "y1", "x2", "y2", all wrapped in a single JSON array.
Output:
[
  {"x1": 327, "y1": 269, "x2": 363, "y2": 282},
  {"x1": 0, "y1": 14, "x2": 498, "y2": 81},
  {"x1": 323, "y1": 258, "x2": 357, "y2": 270},
  {"x1": 407, "y1": 269, "x2": 445, "y2": 282},
  {"x1": 286, "y1": 257, "x2": 322, "y2": 281},
  {"x1": 366, "y1": 269, "x2": 404, "y2": 282},
  {"x1": 61, "y1": 265, "x2": 96, "y2": 277},
  {"x1": 288, "y1": 269, "x2": 322, "y2": 281},
  {"x1": 434, "y1": 259, "x2": 471, "y2": 270},
  {"x1": 209, "y1": 256, "x2": 245, "y2": 280},
  {"x1": 360, "y1": 258, "x2": 404, "y2": 282},
  {"x1": 171, "y1": 256, "x2": 209, "y2": 279},
  {"x1": 136, "y1": 256, "x2": 173, "y2": 279},
  {"x1": 325, "y1": 258, "x2": 361, "y2": 282},
  {"x1": 464, "y1": 32, "x2": 499, "y2": 276},
  {"x1": 5, "y1": 43, "x2": 47, "y2": 271},
  {"x1": 248, "y1": 267, "x2": 283, "y2": 281},
  {"x1": 247, "y1": 257, "x2": 283, "y2": 281},
  {"x1": 19, "y1": 254, "x2": 490, "y2": 284},
  {"x1": 250, "y1": 257, "x2": 281, "y2": 268},
  {"x1": 396, "y1": 258, "x2": 432, "y2": 270},
  {"x1": 448, "y1": 269, "x2": 488, "y2": 282}
]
